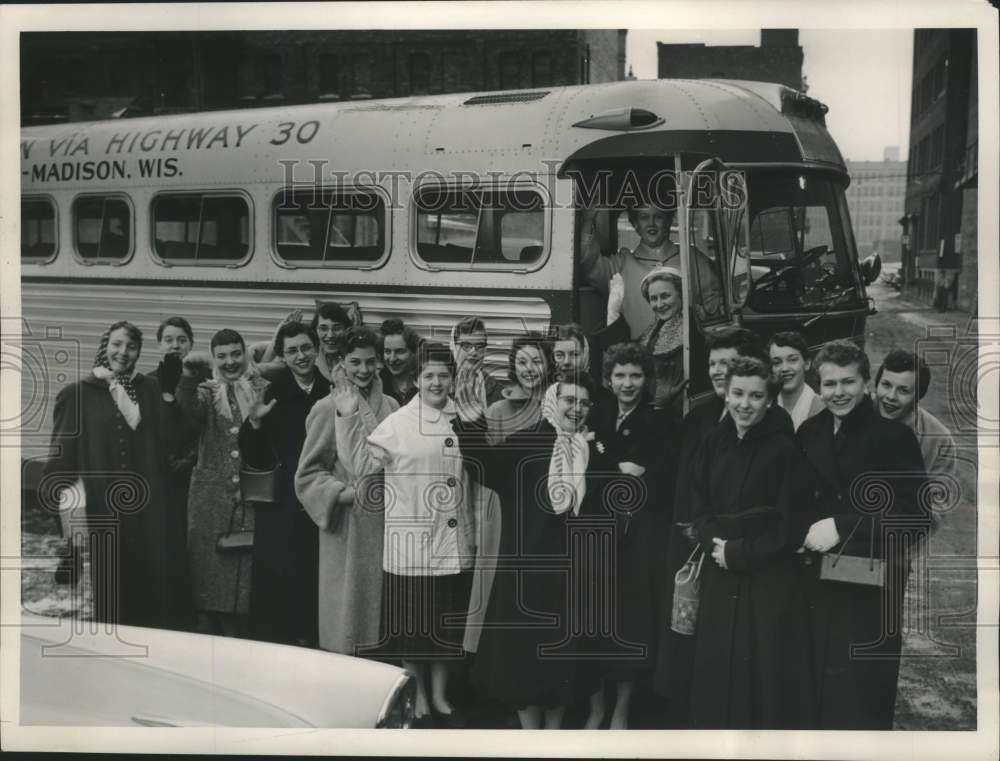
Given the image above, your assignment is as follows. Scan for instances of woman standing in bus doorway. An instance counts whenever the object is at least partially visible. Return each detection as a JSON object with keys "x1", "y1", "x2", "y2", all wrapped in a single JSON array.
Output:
[
  {"x1": 688, "y1": 357, "x2": 814, "y2": 729},
  {"x1": 295, "y1": 327, "x2": 398, "y2": 657},
  {"x1": 177, "y1": 328, "x2": 267, "y2": 637},
  {"x1": 607, "y1": 267, "x2": 686, "y2": 413},
  {"x1": 579, "y1": 201, "x2": 724, "y2": 334},
  {"x1": 453, "y1": 373, "x2": 599, "y2": 730},
  {"x1": 44, "y1": 321, "x2": 177, "y2": 628},
  {"x1": 238, "y1": 322, "x2": 331, "y2": 647},
  {"x1": 334, "y1": 342, "x2": 474, "y2": 727}
]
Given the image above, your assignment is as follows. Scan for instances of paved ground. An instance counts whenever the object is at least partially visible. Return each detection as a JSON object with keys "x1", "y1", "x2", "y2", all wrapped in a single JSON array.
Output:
[{"x1": 20, "y1": 274, "x2": 984, "y2": 729}]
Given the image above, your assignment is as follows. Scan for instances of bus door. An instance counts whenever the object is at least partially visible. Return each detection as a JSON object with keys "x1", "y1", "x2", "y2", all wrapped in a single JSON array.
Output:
[{"x1": 678, "y1": 157, "x2": 752, "y2": 408}]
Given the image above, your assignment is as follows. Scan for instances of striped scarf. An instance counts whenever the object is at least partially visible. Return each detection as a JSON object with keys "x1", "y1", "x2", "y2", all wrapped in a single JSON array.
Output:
[{"x1": 541, "y1": 383, "x2": 590, "y2": 516}]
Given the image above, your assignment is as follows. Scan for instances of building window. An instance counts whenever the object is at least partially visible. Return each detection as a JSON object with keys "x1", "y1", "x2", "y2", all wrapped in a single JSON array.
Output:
[
  {"x1": 409, "y1": 52, "x2": 431, "y2": 94},
  {"x1": 441, "y1": 51, "x2": 464, "y2": 91},
  {"x1": 922, "y1": 194, "x2": 940, "y2": 251},
  {"x1": 152, "y1": 193, "x2": 251, "y2": 264},
  {"x1": 917, "y1": 136, "x2": 931, "y2": 174},
  {"x1": 353, "y1": 54, "x2": 372, "y2": 95},
  {"x1": 273, "y1": 187, "x2": 386, "y2": 267},
  {"x1": 930, "y1": 125, "x2": 945, "y2": 168},
  {"x1": 414, "y1": 186, "x2": 547, "y2": 270},
  {"x1": 256, "y1": 53, "x2": 283, "y2": 97},
  {"x1": 933, "y1": 55, "x2": 948, "y2": 99},
  {"x1": 73, "y1": 195, "x2": 132, "y2": 263},
  {"x1": 531, "y1": 52, "x2": 552, "y2": 87},
  {"x1": 499, "y1": 52, "x2": 520, "y2": 90},
  {"x1": 319, "y1": 54, "x2": 340, "y2": 95},
  {"x1": 21, "y1": 197, "x2": 57, "y2": 262}
]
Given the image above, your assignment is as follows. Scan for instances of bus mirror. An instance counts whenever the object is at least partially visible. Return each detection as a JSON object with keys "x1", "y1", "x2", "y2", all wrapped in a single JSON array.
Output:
[{"x1": 860, "y1": 252, "x2": 882, "y2": 285}]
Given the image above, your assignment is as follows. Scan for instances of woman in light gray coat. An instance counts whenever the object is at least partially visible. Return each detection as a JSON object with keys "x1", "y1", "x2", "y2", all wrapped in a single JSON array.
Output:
[
  {"x1": 178, "y1": 328, "x2": 268, "y2": 637},
  {"x1": 295, "y1": 327, "x2": 398, "y2": 655}
]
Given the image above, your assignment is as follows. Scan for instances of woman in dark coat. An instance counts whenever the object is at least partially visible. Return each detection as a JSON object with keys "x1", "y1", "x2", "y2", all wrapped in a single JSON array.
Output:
[
  {"x1": 688, "y1": 356, "x2": 813, "y2": 729},
  {"x1": 797, "y1": 340, "x2": 928, "y2": 730},
  {"x1": 44, "y1": 321, "x2": 177, "y2": 627},
  {"x1": 238, "y1": 322, "x2": 330, "y2": 646},
  {"x1": 580, "y1": 342, "x2": 679, "y2": 729},
  {"x1": 453, "y1": 373, "x2": 599, "y2": 729}
]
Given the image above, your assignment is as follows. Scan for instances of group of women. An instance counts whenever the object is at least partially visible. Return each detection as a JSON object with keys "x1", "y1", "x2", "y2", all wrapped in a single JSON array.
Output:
[{"x1": 46, "y1": 252, "x2": 927, "y2": 730}]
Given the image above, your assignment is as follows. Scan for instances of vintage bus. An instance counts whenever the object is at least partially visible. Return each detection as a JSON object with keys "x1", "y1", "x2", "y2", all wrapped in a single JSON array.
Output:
[{"x1": 17, "y1": 77, "x2": 879, "y2": 459}]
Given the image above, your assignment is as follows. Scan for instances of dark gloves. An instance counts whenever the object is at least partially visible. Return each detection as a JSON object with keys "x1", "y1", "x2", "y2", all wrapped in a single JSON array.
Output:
[{"x1": 157, "y1": 353, "x2": 183, "y2": 395}]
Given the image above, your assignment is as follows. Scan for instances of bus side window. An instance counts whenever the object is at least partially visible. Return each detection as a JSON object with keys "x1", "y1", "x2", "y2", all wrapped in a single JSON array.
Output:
[
  {"x1": 73, "y1": 195, "x2": 132, "y2": 263},
  {"x1": 273, "y1": 188, "x2": 386, "y2": 266},
  {"x1": 21, "y1": 197, "x2": 57, "y2": 263},
  {"x1": 152, "y1": 193, "x2": 250, "y2": 265},
  {"x1": 414, "y1": 187, "x2": 546, "y2": 270}
]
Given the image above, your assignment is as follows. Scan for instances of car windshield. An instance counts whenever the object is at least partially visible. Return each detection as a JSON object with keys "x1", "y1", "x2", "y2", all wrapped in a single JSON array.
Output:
[{"x1": 746, "y1": 172, "x2": 863, "y2": 312}]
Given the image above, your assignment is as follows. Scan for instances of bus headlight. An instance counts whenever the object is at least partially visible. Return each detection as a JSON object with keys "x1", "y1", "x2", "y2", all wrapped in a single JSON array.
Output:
[{"x1": 375, "y1": 673, "x2": 416, "y2": 728}]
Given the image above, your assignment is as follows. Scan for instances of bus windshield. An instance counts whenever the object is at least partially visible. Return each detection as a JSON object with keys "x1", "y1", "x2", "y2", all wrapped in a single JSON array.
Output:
[{"x1": 746, "y1": 172, "x2": 863, "y2": 313}]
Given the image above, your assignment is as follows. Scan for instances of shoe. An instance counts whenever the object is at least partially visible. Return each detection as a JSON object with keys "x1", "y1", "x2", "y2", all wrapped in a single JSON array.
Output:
[
  {"x1": 411, "y1": 713, "x2": 435, "y2": 729},
  {"x1": 431, "y1": 706, "x2": 468, "y2": 729}
]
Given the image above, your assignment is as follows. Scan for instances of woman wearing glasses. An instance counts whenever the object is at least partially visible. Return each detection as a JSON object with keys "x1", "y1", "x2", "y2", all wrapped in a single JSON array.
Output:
[{"x1": 453, "y1": 373, "x2": 599, "y2": 729}]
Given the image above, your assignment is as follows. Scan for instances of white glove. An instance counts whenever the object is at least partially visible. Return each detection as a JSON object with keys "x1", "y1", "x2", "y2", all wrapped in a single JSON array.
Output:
[{"x1": 607, "y1": 273, "x2": 625, "y2": 326}]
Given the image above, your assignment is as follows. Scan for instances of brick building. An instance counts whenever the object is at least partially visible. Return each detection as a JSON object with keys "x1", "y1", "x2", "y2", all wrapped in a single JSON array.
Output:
[
  {"x1": 657, "y1": 29, "x2": 803, "y2": 90},
  {"x1": 845, "y1": 147, "x2": 907, "y2": 261},
  {"x1": 899, "y1": 28, "x2": 977, "y2": 310},
  {"x1": 21, "y1": 30, "x2": 627, "y2": 125}
]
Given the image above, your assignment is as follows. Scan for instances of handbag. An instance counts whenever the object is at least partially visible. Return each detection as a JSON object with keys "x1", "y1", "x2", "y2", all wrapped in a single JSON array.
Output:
[
  {"x1": 671, "y1": 545, "x2": 705, "y2": 636},
  {"x1": 216, "y1": 497, "x2": 254, "y2": 554},
  {"x1": 819, "y1": 517, "x2": 885, "y2": 588},
  {"x1": 240, "y1": 463, "x2": 279, "y2": 504}
]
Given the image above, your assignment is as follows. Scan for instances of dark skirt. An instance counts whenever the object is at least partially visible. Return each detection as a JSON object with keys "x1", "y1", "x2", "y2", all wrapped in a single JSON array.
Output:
[{"x1": 374, "y1": 570, "x2": 473, "y2": 659}]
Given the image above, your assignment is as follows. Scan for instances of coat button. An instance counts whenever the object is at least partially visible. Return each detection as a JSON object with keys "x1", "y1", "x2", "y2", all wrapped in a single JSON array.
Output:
[
  {"x1": 444, "y1": 437, "x2": 454, "y2": 447},
  {"x1": 232, "y1": 475, "x2": 240, "y2": 483},
  {"x1": 447, "y1": 477, "x2": 457, "y2": 487},
  {"x1": 231, "y1": 450, "x2": 239, "y2": 459},
  {"x1": 230, "y1": 426, "x2": 239, "y2": 435},
  {"x1": 447, "y1": 518, "x2": 458, "y2": 528},
  {"x1": 814, "y1": 490, "x2": 821, "y2": 500}
]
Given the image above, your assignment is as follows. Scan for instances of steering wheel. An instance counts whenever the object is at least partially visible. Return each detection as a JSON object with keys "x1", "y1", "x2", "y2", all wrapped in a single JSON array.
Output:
[{"x1": 798, "y1": 245, "x2": 830, "y2": 271}]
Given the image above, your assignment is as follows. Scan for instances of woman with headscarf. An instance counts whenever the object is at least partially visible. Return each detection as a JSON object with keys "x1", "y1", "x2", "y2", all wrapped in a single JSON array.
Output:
[
  {"x1": 43, "y1": 321, "x2": 177, "y2": 627},
  {"x1": 177, "y1": 328, "x2": 268, "y2": 637},
  {"x1": 453, "y1": 373, "x2": 599, "y2": 729}
]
